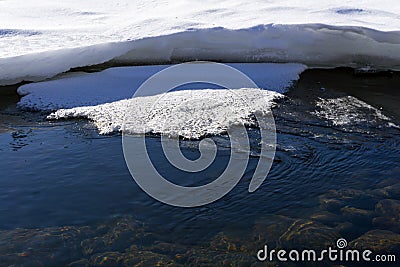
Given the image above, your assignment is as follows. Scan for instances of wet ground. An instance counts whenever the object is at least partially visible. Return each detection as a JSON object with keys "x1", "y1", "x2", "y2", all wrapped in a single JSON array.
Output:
[{"x1": 0, "y1": 69, "x2": 399, "y2": 266}]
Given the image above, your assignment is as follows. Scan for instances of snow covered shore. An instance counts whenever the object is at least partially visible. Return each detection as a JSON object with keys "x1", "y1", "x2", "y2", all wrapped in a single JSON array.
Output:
[{"x1": 1, "y1": 0, "x2": 400, "y2": 85}]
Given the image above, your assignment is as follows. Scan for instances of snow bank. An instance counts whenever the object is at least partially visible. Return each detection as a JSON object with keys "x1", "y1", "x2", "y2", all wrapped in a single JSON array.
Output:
[
  {"x1": 17, "y1": 63, "x2": 306, "y2": 111},
  {"x1": 2, "y1": 25, "x2": 400, "y2": 85},
  {"x1": 1, "y1": 0, "x2": 400, "y2": 85},
  {"x1": 47, "y1": 88, "x2": 281, "y2": 139}
]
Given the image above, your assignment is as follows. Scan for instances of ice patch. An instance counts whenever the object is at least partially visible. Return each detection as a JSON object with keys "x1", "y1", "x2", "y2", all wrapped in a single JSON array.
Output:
[
  {"x1": 313, "y1": 96, "x2": 397, "y2": 128},
  {"x1": 17, "y1": 63, "x2": 306, "y2": 111},
  {"x1": 47, "y1": 88, "x2": 281, "y2": 139}
]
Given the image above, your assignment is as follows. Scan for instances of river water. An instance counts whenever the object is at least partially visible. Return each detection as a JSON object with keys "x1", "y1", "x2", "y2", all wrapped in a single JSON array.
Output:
[{"x1": 0, "y1": 69, "x2": 399, "y2": 266}]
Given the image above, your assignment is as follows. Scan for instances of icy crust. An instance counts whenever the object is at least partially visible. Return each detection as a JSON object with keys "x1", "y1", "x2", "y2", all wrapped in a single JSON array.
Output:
[
  {"x1": 313, "y1": 96, "x2": 398, "y2": 128},
  {"x1": 2, "y1": 24, "x2": 400, "y2": 85},
  {"x1": 17, "y1": 63, "x2": 306, "y2": 111},
  {"x1": 47, "y1": 88, "x2": 281, "y2": 139}
]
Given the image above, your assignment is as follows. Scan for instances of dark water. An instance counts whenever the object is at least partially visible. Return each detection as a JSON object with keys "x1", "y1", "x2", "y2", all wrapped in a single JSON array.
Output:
[{"x1": 1, "y1": 69, "x2": 400, "y2": 266}]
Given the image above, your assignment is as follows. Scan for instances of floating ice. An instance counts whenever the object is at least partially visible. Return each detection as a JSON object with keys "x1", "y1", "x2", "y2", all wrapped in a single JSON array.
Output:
[
  {"x1": 313, "y1": 96, "x2": 397, "y2": 128},
  {"x1": 47, "y1": 88, "x2": 281, "y2": 139}
]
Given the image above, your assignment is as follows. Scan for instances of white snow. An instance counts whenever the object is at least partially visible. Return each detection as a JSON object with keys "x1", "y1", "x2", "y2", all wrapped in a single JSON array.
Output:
[
  {"x1": 17, "y1": 63, "x2": 306, "y2": 111},
  {"x1": 1, "y1": 0, "x2": 400, "y2": 85},
  {"x1": 47, "y1": 88, "x2": 281, "y2": 139}
]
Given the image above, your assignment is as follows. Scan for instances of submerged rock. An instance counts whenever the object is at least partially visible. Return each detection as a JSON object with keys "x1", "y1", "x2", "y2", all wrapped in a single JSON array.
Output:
[
  {"x1": 373, "y1": 199, "x2": 400, "y2": 233},
  {"x1": 81, "y1": 217, "x2": 150, "y2": 255},
  {"x1": 0, "y1": 216, "x2": 163, "y2": 266},
  {"x1": 319, "y1": 198, "x2": 343, "y2": 212},
  {"x1": 375, "y1": 199, "x2": 400, "y2": 218},
  {"x1": 279, "y1": 220, "x2": 340, "y2": 250},
  {"x1": 373, "y1": 183, "x2": 400, "y2": 199},
  {"x1": 319, "y1": 189, "x2": 376, "y2": 212},
  {"x1": 0, "y1": 226, "x2": 92, "y2": 266},
  {"x1": 253, "y1": 215, "x2": 296, "y2": 249},
  {"x1": 89, "y1": 252, "x2": 124, "y2": 266},
  {"x1": 310, "y1": 211, "x2": 345, "y2": 227},
  {"x1": 210, "y1": 232, "x2": 250, "y2": 252},
  {"x1": 372, "y1": 217, "x2": 400, "y2": 233},
  {"x1": 334, "y1": 221, "x2": 361, "y2": 240},
  {"x1": 85, "y1": 246, "x2": 181, "y2": 267},
  {"x1": 340, "y1": 206, "x2": 374, "y2": 225},
  {"x1": 150, "y1": 241, "x2": 187, "y2": 256},
  {"x1": 375, "y1": 177, "x2": 400, "y2": 188},
  {"x1": 349, "y1": 230, "x2": 400, "y2": 254}
]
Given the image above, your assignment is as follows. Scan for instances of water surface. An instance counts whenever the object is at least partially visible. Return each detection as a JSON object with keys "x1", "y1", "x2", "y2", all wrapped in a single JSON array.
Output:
[{"x1": 1, "y1": 69, "x2": 399, "y2": 266}]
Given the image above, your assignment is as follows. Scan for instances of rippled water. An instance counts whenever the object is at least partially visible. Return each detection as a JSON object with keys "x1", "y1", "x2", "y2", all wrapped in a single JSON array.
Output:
[{"x1": 1, "y1": 69, "x2": 400, "y2": 266}]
